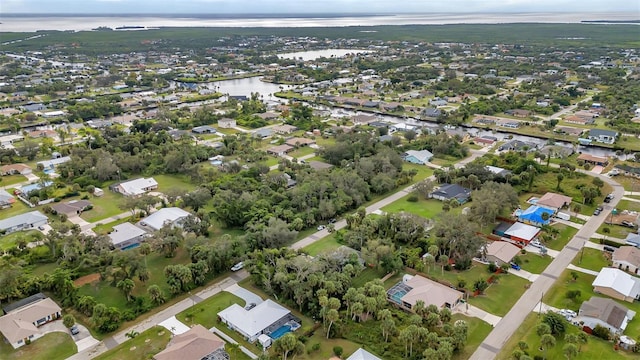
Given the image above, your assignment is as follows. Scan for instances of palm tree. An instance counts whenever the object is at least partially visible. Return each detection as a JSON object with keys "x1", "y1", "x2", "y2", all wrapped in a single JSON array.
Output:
[
  {"x1": 147, "y1": 285, "x2": 166, "y2": 305},
  {"x1": 116, "y1": 279, "x2": 135, "y2": 302},
  {"x1": 563, "y1": 343, "x2": 578, "y2": 359},
  {"x1": 326, "y1": 309, "x2": 339, "y2": 339},
  {"x1": 540, "y1": 334, "x2": 556, "y2": 360}
]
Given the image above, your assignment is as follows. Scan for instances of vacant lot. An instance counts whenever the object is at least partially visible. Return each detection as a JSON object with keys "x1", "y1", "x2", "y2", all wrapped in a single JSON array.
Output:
[
  {"x1": 93, "y1": 326, "x2": 170, "y2": 360},
  {"x1": 0, "y1": 332, "x2": 77, "y2": 360}
]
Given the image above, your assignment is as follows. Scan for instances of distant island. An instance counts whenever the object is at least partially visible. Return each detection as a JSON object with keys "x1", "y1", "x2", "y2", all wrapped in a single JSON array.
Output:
[
  {"x1": 582, "y1": 19, "x2": 640, "y2": 23},
  {"x1": 92, "y1": 26, "x2": 114, "y2": 31},
  {"x1": 115, "y1": 25, "x2": 145, "y2": 30}
]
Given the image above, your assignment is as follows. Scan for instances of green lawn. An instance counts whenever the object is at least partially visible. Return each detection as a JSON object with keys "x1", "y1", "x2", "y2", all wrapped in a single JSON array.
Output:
[
  {"x1": 452, "y1": 314, "x2": 493, "y2": 360},
  {"x1": 544, "y1": 270, "x2": 597, "y2": 312},
  {"x1": 82, "y1": 191, "x2": 127, "y2": 223},
  {"x1": 516, "y1": 252, "x2": 553, "y2": 274},
  {"x1": 154, "y1": 174, "x2": 197, "y2": 192},
  {"x1": 289, "y1": 146, "x2": 316, "y2": 158},
  {"x1": 302, "y1": 233, "x2": 343, "y2": 256},
  {"x1": 497, "y1": 312, "x2": 636, "y2": 360},
  {"x1": 617, "y1": 200, "x2": 640, "y2": 213},
  {"x1": 545, "y1": 224, "x2": 579, "y2": 251},
  {"x1": 381, "y1": 195, "x2": 443, "y2": 219},
  {"x1": 597, "y1": 223, "x2": 632, "y2": 239},
  {"x1": 176, "y1": 291, "x2": 246, "y2": 328},
  {"x1": 0, "y1": 230, "x2": 43, "y2": 251},
  {"x1": 0, "y1": 198, "x2": 31, "y2": 218},
  {"x1": 572, "y1": 248, "x2": 610, "y2": 272},
  {"x1": 92, "y1": 217, "x2": 132, "y2": 235},
  {"x1": 93, "y1": 326, "x2": 171, "y2": 360},
  {"x1": 351, "y1": 267, "x2": 388, "y2": 288},
  {"x1": 0, "y1": 332, "x2": 77, "y2": 360},
  {"x1": 0, "y1": 174, "x2": 28, "y2": 187}
]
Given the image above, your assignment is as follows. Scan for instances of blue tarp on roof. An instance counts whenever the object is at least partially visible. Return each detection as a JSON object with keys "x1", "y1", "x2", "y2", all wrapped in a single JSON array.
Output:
[{"x1": 518, "y1": 205, "x2": 554, "y2": 227}]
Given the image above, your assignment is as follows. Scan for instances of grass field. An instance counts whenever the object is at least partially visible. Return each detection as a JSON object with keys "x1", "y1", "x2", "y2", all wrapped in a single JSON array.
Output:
[
  {"x1": 289, "y1": 146, "x2": 316, "y2": 158},
  {"x1": 545, "y1": 224, "x2": 579, "y2": 251},
  {"x1": 302, "y1": 233, "x2": 343, "y2": 256},
  {"x1": 0, "y1": 332, "x2": 77, "y2": 360},
  {"x1": 0, "y1": 174, "x2": 28, "y2": 187},
  {"x1": 381, "y1": 195, "x2": 443, "y2": 219},
  {"x1": 92, "y1": 217, "x2": 132, "y2": 235},
  {"x1": 517, "y1": 252, "x2": 553, "y2": 274},
  {"x1": 452, "y1": 314, "x2": 493, "y2": 360},
  {"x1": 93, "y1": 326, "x2": 171, "y2": 360},
  {"x1": 0, "y1": 230, "x2": 43, "y2": 251},
  {"x1": 597, "y1": 223, "x2": 632, "y2": 240},
  {"x1": 176, "y1": 291, "x2": 246, "y2": 328},
  {"x1": 497, "y1": 312, "x2": 636, "y2": 360},
  {"x1": 82, "y1": 191, "x2": 127, "y2": 223},
  {"x1": 572, "y1": 248, "x2": 610, "y2": 272},
  {"x1": 0, "y1": 199, "x2": 31, "y2": 218},
  {"x1": 154, "y1": 174, "x2": 197, "y2": 192}
]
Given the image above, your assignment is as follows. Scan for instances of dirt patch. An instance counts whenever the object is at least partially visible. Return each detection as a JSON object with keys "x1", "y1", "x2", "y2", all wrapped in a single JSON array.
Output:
[
  {"x1": 606, "y1": 211, "x2": 639, "y2": 226},
  {"x1": 73, "y1": 273, "x2": 101, "y2": 287}
]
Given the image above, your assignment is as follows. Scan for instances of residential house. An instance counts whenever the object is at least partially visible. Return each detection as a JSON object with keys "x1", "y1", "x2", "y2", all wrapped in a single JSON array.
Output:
[
  {"x1": 536, "y1": 192, "x2": 573, "y2": 213},
  {"x1": 485, "y1": 241, "x2": 521, "y2": 265},
  {"x1": 110, "y1": 177, "x2": 158, "y2": 197},
  {"x1": 191, "y1": 125, "x2": 217, "y2": 134},
  {"x1": 21, "y1": 103, "x2": 47, "y2": 112},
  {"x1": 613, "y1": 246, "x2": 640, "y2": 275},
  {"x1": 485, "y1": 165, "x2": 511, "y2": 178},
  {"x1": 154, "y1": 325, "x2": 228, "y2": 360},
  {"x1": 588, "y1": 129, "x2": 618, "y2": 144},
  {"x1": 285, "y1": 137, "x2": 315, "y2": 147},
  {"x1": 503, "y1": 221, "x2": 542, "y2": 247},
  {"x1": 256, "y1": 112, "x2": 279, "y2": 121},
  {"x1": 429, "y1": 97, "x2": 448, "y2": 107},
  {"x1": 352, "y1": 114, "x2": 376, "y2": 125},
  {"x1": 517, "y1": 205, "x2": 554, "y2": 227},
  {"x1": 267, "y1": 144, "x2": 294, "y2": 156},
  {"x1": 615, "y1": 164, "x2": 640, "y2": 178},
  {"x1": 577, "y1": 153, "x2": 609, "y2": 166},
  {"x1": 498, "y1": 119, "x2": 522, "y2": 129},
  {"x1": 346, "y1": 348, "x2": 382, "y2": 360},
  {"x1": 36, "y1": 156, "x2": 71, "y2": 170},
  {"x1": 402, "y1": 150, "x2": 434, "y2": 165},
  {"x1": 564, "y1": 115, "x2": 595, "y2": 125},
  {"x1": 0, "y1": 211, "x2": 48, "y2": 234},
  {"x1": 498, "y1": 140, "x2": 537, "y2": 152},
  {"x1": 217, "y1": 118, "x2": 236, "y2": 128},
  {"x1": 218, "y1": 299, "x2": 301, "y2": 343},
  {"x1": 0, "y1": 189, "x2": 16, "y2": 208},
  {"x1": 592, "y1": 268, "x2": 640, "y2": 302},
  {"x1": 51, "y1": 200, "x2": 92, "y2": 217},
  {"x1": 578, "y1": 297, "x2": 635, "y2": 335},
  {"x1": 0, "y1": 294, "x2": 61, "y2": 348},
  {"x1": 422, "y1": 108, "x2": 442, "y2": 119},
  {"x1": 272, "y1": 124, "x2": 298, "y2": 135},
  {"x1": 308, "y1": 161, "x2": 334, "y2": 171},
  {"x1": 140, "y1": 207, "x2": 191, "y2": 231},
  {"x1": 253, "y1": 128, "x2": 273, "y2": 139},
  {"x1": 473, "y1": 136, "x2": 497, "y2": 146},
  {"x1": 108, "y1": 222, "x2": 148, "y2": 250},
  {"x1": 430, "y1": 183, "x2": 471, "y2": 203},
  {"x1": 0, "y1": 163, "x2": 32, "y2": 176},
  {"x1": 506, "y1": 109, "x2": 532, "y2": 118},
  {"x1": 387, "y1": 274, "x2": 463, "y2": 310}
]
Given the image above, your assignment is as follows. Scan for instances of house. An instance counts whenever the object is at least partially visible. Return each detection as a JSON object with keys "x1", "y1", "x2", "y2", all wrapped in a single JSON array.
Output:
[
  {"x1": 485, "y1": 241, "x2": 521, "y2": 265},
  {"x1": 504, "y1": 222, "x2": 541, "y2": 247},
  {"x1": 0, "y1": 294, "x2": 61, "y2": 348},
  {"x1": 267, "y1": 144, "x2": 294, "y2": 156},
  {"x1": 51, "y1": 200, "x2": 92, "y2": 217},
  {"x1": 21, "y1": 103, "x2": 47, "y2": 112},
  {"x1": 403, "y1": 150, "x2": 434, "y2": 165},
  {"x1": 191, "y1": 125, "x2": 217, "y2": 134},
  {"x1": 613, "y1": 246, "x2": 640, "y2": 275},
  {"x1": 0, "y1": 189, "x2": 16, "y2": 208},
  {"x1": 498, "y1": 140, "x2": 537, "y2": 152},
  {"x1": 256, "y1": 112, "x2": 280, "y2": 120},
  {"x1": 588, "y1": 129, "x2": 618, "y2": 144},
  {"x1": 422, "y1": 108, "x2": 442, "y2": 118},
  {"x1": 577, "y1": 153, "x2": 608, "y2": 166},
  {"x1": 592, "y1": 268, "x2": 640, "y2": 302},
  {"x1": 253, "y1": 128, "x2": 273, "y2": 139},
  {"x1": 272, "y1": 124, "x2": 298, "y2": 135},
  {"x1": 153, "y1": 324, "x2": 228, "y2": 360},
  {"x1": 140, "y1": 207, "x2": 191, "y2": 231},
  {"x1": 308, "y1": 161, "x2": 334, "y2": 171},
  {"x1": 430, "y1": 183, "x2": 471, "y2": 203},
  {"x1": 0, "y1": 211, "x2": 48, "y2": 234},
  {"x1": 536, "y1": 192, "x2": 573, "y2": 212},
  {"x1": 429, "y1": 98, "x2": 448, "y2": 107},
  {"x1": 506, "y1": 109, "x2": 532, "y2": 118},
  {"x1": 285, "y1": 137, "x2": 315, "y2": 147},
  {"x1": 110, "y1": 177, "x2": 158, "y2": 197},
  {"x1": 1, "y1": 163, "x2": 32, "y2": 176},
  {"x1": 474, "y1": 136, "x2": 497, "y2": 146},
  {"x1": 626, "y1": 233, "x2": 640, "y2": 248},
  {"x1": 346, "y1": 348, "x2": 382, "y2": 360},
  {"x1": 578, "y1": 297, "x2": 635, "y2": 335},
  {"x1": 498, "y1": 119, "x2": 522, "y2": 129},
  {"x1": 485, "y1": 165, "x2": 511, "y2": 178},
  {"x1": 517, "y1": 205, "x2": 554, "y2": 227},
  {"x1": 387, "y1": 274, "x2": 463, "y2": 310},
  {"x1": 108, "y1": 222, "x2": 148, "y2": 250},
  {"x1": 352, "y1": 114, "x2": 376, "y2": 125},
  {"x1": 564, "y1": 115, "x2": 595, "y2": 125},
  {"x1": 218, "y1": 299, "x2": 301, "y2": 343},
  {"x1": 217, "y1": 118, "x2": 236, "y2": 128},
  {"x1": 36, "y1": 156, "x2": 71, "y2": 170}
]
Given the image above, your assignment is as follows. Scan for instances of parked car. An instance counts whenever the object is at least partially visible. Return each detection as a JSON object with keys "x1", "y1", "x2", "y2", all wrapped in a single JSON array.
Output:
[
  {"x1": 530, "y1": 240, "x2": 543, "y2": 248},
  {"x1": 510, "y1": 262, "x2": 521, "y2": 271},
  {"x1": 559, "y1": 309, "x2": 577, "y2": 318},
  {"x1": 70, "y1": 325, "x2": 80, "y2": 335},
  {"x1": 603, "y1": 246, "x2": 616, "y2": 252},
  {"x1": 621, "y1": 220, "x2": 637, "y2": 228},
  {"x1": 38, "y1": 225, "x2": 45, "y2": 230},
  {"x1": 244, "y1": 302, "x2": 257, "y2": 310},
  {"x1": 604, "y1": 194, "x2": 614, "y2": 203},
  {"x1": 230, "y1": 262, "x2": 244, "y2": 272},
  {"x1": 317, "y1": 225, "x2": 326, "y2": 231},
  {"x1": 593, "y1": 209, "x2": 601, "y2": 216}
]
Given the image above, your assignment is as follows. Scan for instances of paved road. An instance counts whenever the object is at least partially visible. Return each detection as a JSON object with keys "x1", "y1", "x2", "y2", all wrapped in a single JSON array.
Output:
[
  {"x1": 470, "y1": 173, "x2": 624, "y2": 360},
  {"x1": 67, "y1": 271, "x2": 249, "y2": 360}
]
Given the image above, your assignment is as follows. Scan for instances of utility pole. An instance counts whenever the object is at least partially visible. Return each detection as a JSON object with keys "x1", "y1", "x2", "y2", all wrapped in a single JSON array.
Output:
[{"x1": 539, "y1": 292, "x2": 544, "y2": 315}]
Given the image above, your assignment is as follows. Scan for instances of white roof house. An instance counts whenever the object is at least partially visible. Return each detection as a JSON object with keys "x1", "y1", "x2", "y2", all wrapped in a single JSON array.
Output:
[
  {"x1": 0, "y1": 211, "x2": 48, "y2": 234},
  {"x1": 108, "y1": 222, "x2": 148, "y2": 250},
  {"x1": 140, "y1": 207, "x2": 191, "y2": 231},
  {"x1": 112, "y1": 177, "x2": 158, "y2": 197},
  {"x1": 403, "y1": 150, "x2": 434, "y2": 165},
  {"x1": 346, "y1": 348, "x2": 382, "y2": 360},
  {"x1": 36, "y1": 156, "x2": 71, "y2": 169},
  {"x1": 504, "y1": 222, "x2": 541, "y2": 242},
  {"x1": 217, "y1": 299, "x2": 291, "y2": 343},
  {"x1": 593, "y1": 268, "x2": 640, "y2": 303}
]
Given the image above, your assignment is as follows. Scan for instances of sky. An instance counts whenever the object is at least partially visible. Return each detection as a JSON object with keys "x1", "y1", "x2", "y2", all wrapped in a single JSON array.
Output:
[{"x1": 1, "y1": 0, "x2": 638, "y2": 14}]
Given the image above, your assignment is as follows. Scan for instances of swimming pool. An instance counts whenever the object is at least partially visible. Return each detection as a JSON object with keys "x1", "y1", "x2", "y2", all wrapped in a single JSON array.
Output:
[{"x1": 270, "y1": 324, "x2": 292, "y2": 340}]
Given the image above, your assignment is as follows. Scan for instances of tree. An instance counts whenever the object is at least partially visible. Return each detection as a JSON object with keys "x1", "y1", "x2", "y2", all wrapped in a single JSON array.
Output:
[
  {"x1": 570, "y1": 271, "x2": 579, "y2": 282},
  {"x1": 182, "y1": 188, "x2": 212, "y2": 211},
  {"x1": 536, "y1": 323, "x2": 551, "y2": 337},
  {"x1": 563, "y1": 343, "x2": 578, "y2": 359},
  {"x1": 147, "y1": 284, "x2": 166, "y2": 305},
  {"x1": 540, "y1": 334, "x2": 556, "y2": 360},
  {"x1": 273, "y1": 333, "x2": 297, "y2": 360},
  {"x1": 326, "y1": 309, "x2": 339, "y2": 339},
  {"x1": 116, "y1": 278, "x2": 135, "y2": 302},
  {"x1": 469, "y1": 182, "x2": 520, "y2": 225},
  {"x1": 473, "y1": 279, "x2": 489, "y2": 294},
  {"x1": 63, "y1": 314, "x2": 75, "y2": 328},
  {"x1": 577, "y1": 332, "x2": 588, "y2": 351},
  {"x1": 439, "y1": 254, "x2": 449, "y2": 276},
  {"x1": 414, "y1": 179, "x2": 435, "y2": 199},
  {"x1": 543, "y1": 311, "x2": 566, "y2": 335},
  {"x1": 404, "y1": 129, "x2": 417, "y2": 142},
  {"x1": 556, "y1": 173, "x2": 564, "y2": 190},
  {"x1": 432, "y1": 213, "x2": 483, "y2": 264}
]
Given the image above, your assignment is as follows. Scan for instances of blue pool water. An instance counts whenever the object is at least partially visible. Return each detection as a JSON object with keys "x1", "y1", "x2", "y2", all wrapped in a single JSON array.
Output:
[
  {"x1": 270, "y1": 325, "x2": 292, "y2": 340},
  {"x1": 121, "y1": 243, "x2": 140, "y2": 250}
]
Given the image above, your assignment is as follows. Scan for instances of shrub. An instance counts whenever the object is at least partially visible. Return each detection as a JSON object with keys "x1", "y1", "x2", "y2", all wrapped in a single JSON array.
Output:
[
  {"x1": 454, "y1": 258, "x2": 471, "y2": 270},
  {"x1": 488, "y1": 263, "x2": 497, "y2": 273},
  {"x1": 565, "y1": 290, "x2": 581, "y2": 301},
  {"x1": 592, "y1": 324, "x2": 611, "y2": 340},
  {"x1": 333, "y1": 346, "x2": 343, "y2": 357},
  {"x1": 312, "y1": 343, "x2": 321, "y2": 352},
  {"x1": 407, "y1": 195, "x2": 419, "y2": 202}
]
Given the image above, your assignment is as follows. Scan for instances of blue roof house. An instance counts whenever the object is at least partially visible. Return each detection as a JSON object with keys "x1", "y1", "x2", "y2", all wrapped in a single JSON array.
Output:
[{"x1": 517, "y1": 205, "x2": 555, "y2": 227}]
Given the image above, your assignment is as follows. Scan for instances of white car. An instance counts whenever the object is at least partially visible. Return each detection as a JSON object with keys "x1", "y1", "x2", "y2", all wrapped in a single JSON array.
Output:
[
  {"x1": 231, "y1": 262, "x2": 244, "y2": 272},
  {"x1": 559, "y1": 309, "x2": 577, "y2": 318},
  {"x1": 530, "y1": 240, "x2": 543, "y2": 248},
  {"x1": 317, "y1": 225, "x2": 326, "y2": 231}
]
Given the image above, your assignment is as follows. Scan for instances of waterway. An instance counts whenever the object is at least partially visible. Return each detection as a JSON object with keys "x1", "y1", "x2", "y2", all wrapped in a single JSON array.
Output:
[{"x1": 278, "y1": 49, "x2": 371, "y2": 61}]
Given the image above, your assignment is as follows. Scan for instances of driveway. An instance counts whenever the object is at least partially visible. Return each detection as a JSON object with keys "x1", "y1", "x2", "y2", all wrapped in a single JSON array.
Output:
[
  {"x1": 159, "y1": 316, "x2": 190, "y2": 335},
  {"x1": 38, "y1": 320, "x2": 99, "y2": 352},
  {"x1": 224, "y1": 283, "x2": 263, "y2": 306}
]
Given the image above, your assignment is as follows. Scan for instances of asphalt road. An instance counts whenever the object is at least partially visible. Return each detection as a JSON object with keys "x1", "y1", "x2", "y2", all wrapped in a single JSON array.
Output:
[{"x1": 469, "y1": 172, "x2": 624, "y2": 360}]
